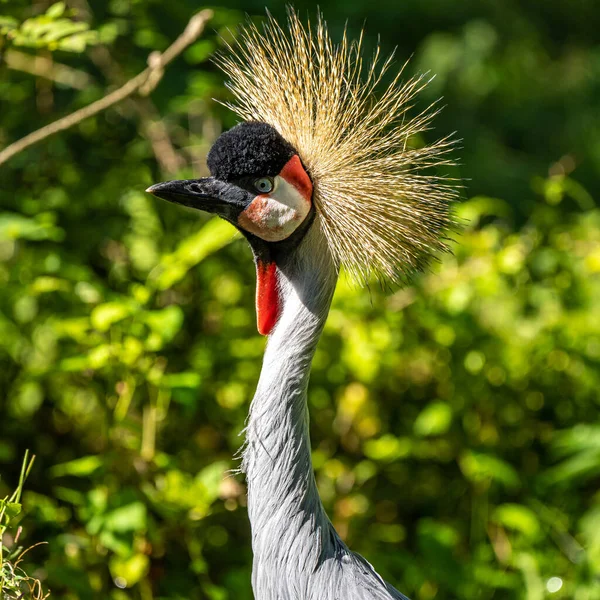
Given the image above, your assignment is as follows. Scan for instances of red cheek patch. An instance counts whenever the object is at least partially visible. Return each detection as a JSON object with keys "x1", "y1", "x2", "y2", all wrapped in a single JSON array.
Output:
[
  {"x1": 245, "y1": 155, "x2": 311, "y2": 335},
  {"x1": 241, "y1": 195, "x2": 270, "y2": 227},
  {"x1": 256, "y1": 260, "x2": 280, "y2": 335},
  {"x1": 280, "y1": 155, "x2": 313, "y2": 201}
]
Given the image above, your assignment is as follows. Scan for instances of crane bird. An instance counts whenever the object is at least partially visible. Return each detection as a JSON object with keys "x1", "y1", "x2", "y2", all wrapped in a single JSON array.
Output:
[{"x1": 148, "y1": 9, "x2": 457, "y2": 599}]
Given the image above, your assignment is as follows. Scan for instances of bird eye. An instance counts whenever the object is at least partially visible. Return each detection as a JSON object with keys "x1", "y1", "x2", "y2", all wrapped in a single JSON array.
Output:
[{"x1": 254, "y1": 177, "x2": 274, "y2": 194}]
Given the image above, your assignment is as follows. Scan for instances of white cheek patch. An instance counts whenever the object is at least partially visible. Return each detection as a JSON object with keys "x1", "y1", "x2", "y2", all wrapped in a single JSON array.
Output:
[{"x1": 238, "y1": 176, "x2": 311, "y2": 242}]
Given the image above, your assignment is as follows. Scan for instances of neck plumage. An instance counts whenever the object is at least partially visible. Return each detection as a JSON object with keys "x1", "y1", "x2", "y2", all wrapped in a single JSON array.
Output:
[{"x1": 241, "y1": 223, "x2": 339, "y2": 592}]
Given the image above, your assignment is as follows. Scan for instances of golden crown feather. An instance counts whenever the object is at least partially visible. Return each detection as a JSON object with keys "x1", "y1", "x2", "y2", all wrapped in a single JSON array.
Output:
[{"x1": 216, "y1": 9, "x2": 459, "y2": 284}]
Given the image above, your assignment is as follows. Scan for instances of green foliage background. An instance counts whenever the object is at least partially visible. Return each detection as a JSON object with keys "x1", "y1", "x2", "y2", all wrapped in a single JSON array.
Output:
[{"x1": 1, "y1": 1, "x2": 599, "y2": 599}]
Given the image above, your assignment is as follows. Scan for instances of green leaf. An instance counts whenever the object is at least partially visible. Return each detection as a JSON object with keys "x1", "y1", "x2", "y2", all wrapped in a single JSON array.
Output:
[
  {"x1": 545, "y1": 450, "x2": 600, "y2": 484},
  {"x1": 59, "y1": 356, "x2": 91, "y2": 372},
  {"x1": 418, "y1": 518, "x2": 460, "y2": 549},
  {"x1": 4, "y1": 502, "x2": 22, "y2": 519},
  {"x1": 493, "y1": 504, "x2": 541, "y2": 539},
  {"x1": 0, "y1": 16, "x2": 18, "y2": 34},
  {"x1": 143, "y1": 305, "x2": 184, "y2": 341},
  {"x1": 97, "y1": 22, "x2": 119, "y2": 44},
  {"x1": 149, "y1": 217, "x2": 238, "y2": 290},
  {"x1": 109, "y1": 553, "x2": 149, "y2": 587},
  {"x1": 553, "y1": 424, "x2": 600, "y2": 457},
  {"x1": 195, "y1": 461, "x2": 229, "y2": 505},
  {"x1": 104, "y1": 502, "x2": 146, "y2": 533},
  {"x1": 414, "y1": 402, "x2": 452, "y2": 437},
  {"x1": 12, "y1": 381, "x2": 44, "y2": 418},
  {"x1": 546, "y1": 425, "x2": 600, "y2": 483},
  {"x1": 57, "y1": 30, "x2": 97, "y2": 52},
  {"x1": 0, "y1": 213, "x2": 63, "y2": 241},
  {"x1": 160, "y1": 372, "x2": 201, "y2": 389},
  {"x1": 51, "y1": 455, "x2": 103, "y2": 478},
  {"x1": 455, "y1": 195, "x2": 512, "y2": 227},
  {"x1": 54, "y1": 317, "x2": 92, "y2": 341},
  {"x1": 459, "y1": 451, "x2": 520, "y2": 489},
  {"x1": 363, "y1": 435, "x2": 412, "y2": 462},
  {"x1": 91, "y1": 302, "x2": 134, "y2": 331},
  {"x1": 46, "y1": 2, "x2": 66, "y2": 18},
  {"x1": 579, "y1": 505, "x2": 600, "y2": 570},
  {"x1": 87, "y1": 344, "x2": 114, "y2": 368},
  {"x1": 184, "y1": 39, "x2": 216, "y2": 64},
  {"x1": 31, "y1": 276, "x2": 70, "y2": 294}
]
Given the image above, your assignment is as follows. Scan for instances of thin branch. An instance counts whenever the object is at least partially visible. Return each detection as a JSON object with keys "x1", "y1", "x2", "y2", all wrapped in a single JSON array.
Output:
[
  {"x1": 138, "y1": 104, "x2": 186, "y2": 173},
  {"x1": 89, "y1": 44, "x2": 185, "y2": 174},
  {"x1": 0, "y1": 9, "x2": 213, "y2": 167}
]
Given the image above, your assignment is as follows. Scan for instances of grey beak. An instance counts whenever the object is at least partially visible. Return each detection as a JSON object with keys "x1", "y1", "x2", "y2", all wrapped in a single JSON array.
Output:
[{"x1": 146, "y1": 177, "x2": 252, "y2": 219}]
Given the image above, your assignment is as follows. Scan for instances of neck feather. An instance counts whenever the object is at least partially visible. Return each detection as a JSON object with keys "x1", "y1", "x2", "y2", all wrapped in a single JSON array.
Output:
[{"x1": 242, "y1": 222, "x2": 338, "y2": 587}]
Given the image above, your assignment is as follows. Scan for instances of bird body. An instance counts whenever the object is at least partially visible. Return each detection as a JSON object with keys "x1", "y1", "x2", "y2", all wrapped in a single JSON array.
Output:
[{"x1": 148, "y1": 9, "x2": 457, "y2": 599}]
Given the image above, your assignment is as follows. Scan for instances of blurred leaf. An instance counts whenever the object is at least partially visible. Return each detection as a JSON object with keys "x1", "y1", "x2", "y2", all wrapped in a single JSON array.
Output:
[
  {"x1": 196, "y1": 461, "x2": 229, "y2": 504},
  {"x1": 104, "y1": 502, "x2": 146, "y2": 533},
  {"x1": 546, "y1": 425, "x2": 600, "y2": 484},
  {"x1": 109, "y1": 553, "x2": 149, "y2": 588},
  {"x1": 459, "y1": 451, "x2": 520, "y2": 489},
  {"x1": 46, "y1": 2, "x2": 66, "y2": 18},
  {"x1": 1, "y1": 501, "x2": 22, "y2": 520},
  {"x1": 51, "y1": 455, "x2": 103, "y2": 478},
  {"x1": 0, "y1": 16, "x2": 18, "y2": 34},
  {"x1": 32, "y1": 276, "x2": 70, "y2": 294},
  {"x1": 493, "y1": 504, "x2": 541, "y2": 539},
  {"x1": 363, "y1": 435, "x2": 411, "y2": 462},
  {"x1": 91, "y1": 302, "x2": 134, "y2": 331},
  {"x1": 552, "y1": 425, "x2": 600, "y2": 457},
  {"x1": 0, "y1": 213, "x2": 63, "y2": 241},
  {"x1": 9, "y1": 6, "x2": 98, "y2": 52},
  {"x1": 185, "y1": 39, "x2": 216, "y2": 64},
  {"x1": 545, "y1": 450, "x2": 600, "y2": 485},
  {"x1": 413, "y1": 402, "x2": 452, "y2": 437},
  {"x1": 149, "y1": 217, "x2": 238, "y2": 290},
  {"x1": 160, "y1": 372, "x2": 201, "y2": 389},
  {"x1": 143, "y1": 305, "x2": 183, "y2": 341},
  {"x1": 11, "y1": 380, "x2": 44, "y2": 418},
  {"x1": 456, "y1": 195, "x2": 512, "y2": 227}
]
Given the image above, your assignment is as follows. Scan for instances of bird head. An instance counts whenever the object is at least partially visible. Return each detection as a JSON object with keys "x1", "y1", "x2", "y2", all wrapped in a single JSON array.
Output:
[
  {"x1": 147, "y1": 121, "x2": 317, "y2": 335},
  {"x1": 148, "y1": 10, "x2": 459, "y2": 336},
  {"x1": 148, "y1": 121, "x2": 314, "y2": 244}
]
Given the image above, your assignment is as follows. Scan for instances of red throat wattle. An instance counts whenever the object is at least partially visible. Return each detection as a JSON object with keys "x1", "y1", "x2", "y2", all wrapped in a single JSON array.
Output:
[{"x1": 256, "y1": 260, "x2": 280, "y2": 335}]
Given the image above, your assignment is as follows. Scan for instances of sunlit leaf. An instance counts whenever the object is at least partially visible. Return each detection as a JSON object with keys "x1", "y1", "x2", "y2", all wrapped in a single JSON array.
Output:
[
  {"x1": 363, "y1": 435, "x2": 412, "y2": 462},
  {"x1": 0, "y1": 213, "x2": 63, "y2": 241},
  {"x1": 109, "y1": 553, "x2": 149, "y2": 587},
  {"x1": 148, "y1": 217, "x2": 238, "y2": 290},
  {"x1": 459, "y1": 451, "x2": 520, "y2": 489},
  {"x1": 196, "y1": 461, "x2": 229, "y2": 505},
  {"x1": 143, "y1": 305, "x2": 184, "y2": 341},
  {"x1": 3, "y1": 502, "x2": 22, "y2": 520},
  {"x1": 46, "y1": 2, "x2": 66, "y2": 18},
  {"x1": 91, "y1": 302, "x2": 134, "y2": 331},
  {"x1": 493, "y1": 504, "x2": 541, "y2": 539},
  {"x1": 413, "y1": 402, "x2": 452, "y2": 437},
  {"x1": 103, "y1": 502, "x2": 146, "y2": 533},
  {"x1": 51, "y1": 455, "x2": 103, "y2": 478},
  {"x1": 160, "y1": 372, "x2": 201, "y2": 389}
]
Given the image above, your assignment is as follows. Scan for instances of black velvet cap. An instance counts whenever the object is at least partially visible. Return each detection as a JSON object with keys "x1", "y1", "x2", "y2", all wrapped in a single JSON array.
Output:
[{"x1": 207, "y1": 121, "x2": 297, "y2": 182}]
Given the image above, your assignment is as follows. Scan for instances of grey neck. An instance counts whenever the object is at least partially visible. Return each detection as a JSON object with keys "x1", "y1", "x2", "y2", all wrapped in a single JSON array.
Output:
[{"x1": 241, "y1": 222, "x2": 339, "y2": 593}]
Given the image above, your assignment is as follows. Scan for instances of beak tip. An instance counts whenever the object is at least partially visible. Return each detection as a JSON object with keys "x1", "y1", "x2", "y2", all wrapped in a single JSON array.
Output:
[{"x1": 144, "y1": 177, "x2": 230, "y2": 213}]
